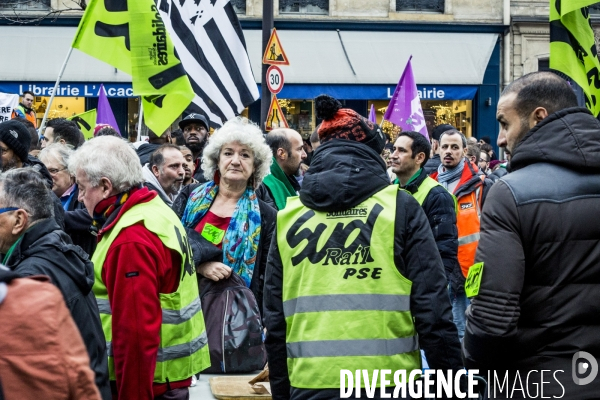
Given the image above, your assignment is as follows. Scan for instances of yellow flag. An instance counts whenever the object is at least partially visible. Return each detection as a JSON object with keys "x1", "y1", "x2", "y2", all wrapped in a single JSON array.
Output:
[
  {"x1": 550, "y1": 0, "x2": 600, "y2": 116},
  {"x1": 68, "y1": 109, "x2": 97, "y2": 140}
]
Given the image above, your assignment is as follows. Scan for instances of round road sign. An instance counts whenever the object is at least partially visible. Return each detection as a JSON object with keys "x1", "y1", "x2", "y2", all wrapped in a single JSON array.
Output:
[{"x1": 266, "y1": 65, "x2": 284, "y2": 94}]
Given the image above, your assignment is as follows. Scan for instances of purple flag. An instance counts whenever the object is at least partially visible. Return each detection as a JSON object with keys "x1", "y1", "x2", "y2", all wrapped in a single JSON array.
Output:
[
  {"x1": 96, "y1": 84, "x2": 120, "y2": 134},
  {"x1": 383, "y1": 56, "x2": 428, "y2": 138},
  {"x1": 369, "y1": 104, "x2": 376, "y2": 123}
]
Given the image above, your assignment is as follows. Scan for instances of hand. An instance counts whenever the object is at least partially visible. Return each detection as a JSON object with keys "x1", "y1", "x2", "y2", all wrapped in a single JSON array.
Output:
[{"x1": 197, "y1": 261, "x2": 232, "y2": 281}]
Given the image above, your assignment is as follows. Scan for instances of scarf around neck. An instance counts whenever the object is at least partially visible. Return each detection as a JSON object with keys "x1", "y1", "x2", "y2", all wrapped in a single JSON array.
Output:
[
  {"x1": 91, "y1": 190, "x2": 132, "y2": 235},
  {"x1": 437, "y1": 158, "x2": 465, "y2": 189},
  {"x1": 181, "y1": 181, "x2": 261, "y2": 287},
  {"x1": 262, "y1": 157, "x2": 297, "y2": 210}
]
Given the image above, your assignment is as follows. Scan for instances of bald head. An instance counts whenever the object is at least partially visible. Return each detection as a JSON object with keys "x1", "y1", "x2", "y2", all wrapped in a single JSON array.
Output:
[
  {"x1": 501, "y1": 71, "x2": 578, "y2": 120},
  {"x1": 266, "y1": 128, "x2": 306, "y2": 175}
]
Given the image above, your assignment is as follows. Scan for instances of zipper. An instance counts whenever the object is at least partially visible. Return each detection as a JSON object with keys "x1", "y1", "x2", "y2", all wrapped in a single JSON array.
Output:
[{"x1": 222, "y1": 290, "x2": 229, "y2": 373}]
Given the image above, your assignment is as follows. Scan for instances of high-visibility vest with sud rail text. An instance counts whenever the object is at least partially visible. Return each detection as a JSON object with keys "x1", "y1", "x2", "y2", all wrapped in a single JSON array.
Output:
[
  {"x1": 92, "y1": 197, "x2": 210, "y2": 383},
  {"x1": 277, "y1": 185, "x2": 421, "y2": 389}
]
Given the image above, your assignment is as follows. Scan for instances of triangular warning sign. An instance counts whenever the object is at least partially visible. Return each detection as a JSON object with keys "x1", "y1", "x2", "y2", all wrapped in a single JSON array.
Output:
[
  {"x1": 265, "y1": 95, "x2": 289, "y2": 131},
  {"x1": 262, "y1": 28, "x2": 290, "y2": 66}
]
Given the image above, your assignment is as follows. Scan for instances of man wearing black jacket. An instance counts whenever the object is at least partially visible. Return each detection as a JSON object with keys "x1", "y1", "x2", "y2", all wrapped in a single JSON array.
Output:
[
  {"x1": 464, "y1": 71, "x2": 600, "y2": 398},
  {"x1": 0, "y1": 168, "x2": 110, "y2": 399},
  {"x1": 390, "y1": 130, "x2": 458, "y2": 286},
  {"x1": 263, "y1": 95, "x2": 461, "y2": 400}
]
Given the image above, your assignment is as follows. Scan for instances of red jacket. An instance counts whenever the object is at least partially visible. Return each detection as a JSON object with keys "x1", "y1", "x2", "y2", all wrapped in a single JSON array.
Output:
[{"x1": 97, "y1": 187, "x2": 190, "y2": 399}]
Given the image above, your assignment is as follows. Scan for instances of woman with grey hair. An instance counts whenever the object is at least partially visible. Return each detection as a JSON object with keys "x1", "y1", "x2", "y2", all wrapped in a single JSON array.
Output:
[
  {"x1": 39, "y1": 143, "x2": 97, "y2": 256},
  {"x1": 181, "y1": 117, "x2": 275, "y2": 312}
]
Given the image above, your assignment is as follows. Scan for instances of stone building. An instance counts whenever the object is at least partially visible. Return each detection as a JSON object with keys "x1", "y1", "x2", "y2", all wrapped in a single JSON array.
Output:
[{"x1": 0, "y1": 0, "x2": 508, "y2": 143}]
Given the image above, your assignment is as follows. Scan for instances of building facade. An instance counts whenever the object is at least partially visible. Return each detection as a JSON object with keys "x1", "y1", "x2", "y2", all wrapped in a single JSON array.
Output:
[{"x1": 0, "y1": 0, "x2": 507, "y2": 144}]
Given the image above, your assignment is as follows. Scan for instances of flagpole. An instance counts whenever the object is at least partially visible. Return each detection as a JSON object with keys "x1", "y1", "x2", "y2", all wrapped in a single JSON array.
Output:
[
  {"x1": 137, "y1": 99, "x2": 144, "y2": 142},
  {"x1": 39, "y1": 47, "x2": 74, "y2": 134}
]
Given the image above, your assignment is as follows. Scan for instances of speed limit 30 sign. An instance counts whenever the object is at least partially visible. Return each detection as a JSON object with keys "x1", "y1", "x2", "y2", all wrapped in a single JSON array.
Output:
[{"x1": 266, "y1": 65, "x2": 284, "y2": 94}]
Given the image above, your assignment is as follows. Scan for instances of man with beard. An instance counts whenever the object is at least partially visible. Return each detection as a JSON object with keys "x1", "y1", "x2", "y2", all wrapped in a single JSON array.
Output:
[
  {"x1": 142, "y1": 144, "x2": 186, "y2": 207},
  {"x1": 464, "y1": 71, "x2": 600, "y2": 398},
  {"x1": 11, "y1": 91, "x2": 36, "y2": 128},
  {"x1": 430, "y1": 129, "x2": 492, "y2": 341},
  {"x1": 256, "y1": 128, "x2": 306, "y2": 210},
  {"x1": 179, "y1": 113, "x2": 209, "y2": 183},
  {"x1": 179, "y1": 146, "x2": 197, "y2": 186}
]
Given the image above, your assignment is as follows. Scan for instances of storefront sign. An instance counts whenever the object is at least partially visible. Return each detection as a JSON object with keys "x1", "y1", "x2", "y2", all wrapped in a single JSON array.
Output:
[
  {"x1": 0, "y1": 83, "x2": 134, "y2": 98},
  {"x1": 0, "y1": 82, "x2": 479, "y2": 101}
]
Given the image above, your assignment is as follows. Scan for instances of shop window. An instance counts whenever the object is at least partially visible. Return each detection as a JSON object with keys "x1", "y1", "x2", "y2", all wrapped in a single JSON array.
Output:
[
  {"x1": 396, "y1": 0, "x2": 444, "y2": 13},
  {"x1": 231, "y1": 0, "x2": 246, "y2": 14},
  {"x1": 0, "y1": 0, "x2": 50, "y2": 9},
  {"x1": 278, "y1": 99, "x2": 315, "y2": 138},
  {"x1": 280, "y1": 0, "x2": 328, "y2": 15}
]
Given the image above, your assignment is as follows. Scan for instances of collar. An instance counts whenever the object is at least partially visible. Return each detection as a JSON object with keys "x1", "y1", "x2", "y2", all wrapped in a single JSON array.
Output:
[
  {"x1": 399, "y1": 168, "x2": 423, "y2": 188},
  {"x1": 61, "y1": 183, "x2": 77, "y2": 199}
]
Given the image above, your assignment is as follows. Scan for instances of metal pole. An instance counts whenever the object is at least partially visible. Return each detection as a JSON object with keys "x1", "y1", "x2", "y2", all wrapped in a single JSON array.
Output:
[
  {"x1": 137, "y1": 98, "x2": 144, "y2": 142},
  {"x1": 260, "y1": 0, "x2": 274, "y2": 131},
  {"x1": 39, "y1": 47, "x2": 74, "y2": 134}
]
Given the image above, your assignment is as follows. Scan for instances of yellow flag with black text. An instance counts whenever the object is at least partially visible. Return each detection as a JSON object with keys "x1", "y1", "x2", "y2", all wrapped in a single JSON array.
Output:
[
  {"x1": 550, "y1": 0, "x2": 600, "y2": 116},
  {"x1": 72, "y1": 0, "x2": 194, "y2": 135},
  {"x1": 72, "y1": 0, "x2": 131, "y2": 74},
  {"x1": 68, "y1": 109, "x2": 97, "y2": 140}
]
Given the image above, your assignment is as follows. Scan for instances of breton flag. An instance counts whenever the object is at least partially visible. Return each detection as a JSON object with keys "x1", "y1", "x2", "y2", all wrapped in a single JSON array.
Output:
[
  {"x1": 73, "y1": 0, "x2": 258, "y2": 133},
  {"x1": 550, "y1": 0, "x2": 600, "y2": 116},
  {"x1": 156, "y1": 0, "x2": 260, "y2": 127}
]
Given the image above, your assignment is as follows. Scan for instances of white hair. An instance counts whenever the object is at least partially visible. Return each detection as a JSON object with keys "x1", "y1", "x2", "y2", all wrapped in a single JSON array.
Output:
[
  {"x1": 68, "y1": 136, "x2": 144, "y2": 192},
  {"x1": 201, "y1": 117, "x2": 272, "y2": 186},
  {"x1": 38, "y1": 143, "x2": 74, "y2": 171}
]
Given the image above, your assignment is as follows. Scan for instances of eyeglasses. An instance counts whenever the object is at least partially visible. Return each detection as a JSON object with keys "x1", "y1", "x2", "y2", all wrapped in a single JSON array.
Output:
[
  {"x1": 48, "y1": 167, "x2": 67, "y2": 175},
  {"x1": 0, "y1": 207, "x2": 18, "y2": 215}
]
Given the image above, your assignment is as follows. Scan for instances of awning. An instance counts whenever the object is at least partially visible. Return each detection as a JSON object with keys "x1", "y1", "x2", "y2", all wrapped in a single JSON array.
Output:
[
  {"x1": 243, "y1": 30, "x2": 498, "y2": 85},
  {"x1": 0, "y1": 26, "x2": 497, "y2": 86}
]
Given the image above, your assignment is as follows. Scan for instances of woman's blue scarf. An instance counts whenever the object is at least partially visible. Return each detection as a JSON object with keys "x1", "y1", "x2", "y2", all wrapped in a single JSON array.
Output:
[{"x1": 181, "y1": 181, "x2": 261, "y2": 287}]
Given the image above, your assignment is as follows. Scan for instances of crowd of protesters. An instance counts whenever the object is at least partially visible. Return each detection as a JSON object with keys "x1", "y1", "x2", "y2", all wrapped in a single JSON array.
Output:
[{"x1": 0, "y1": 70, "x2": 599, "y2": 400}]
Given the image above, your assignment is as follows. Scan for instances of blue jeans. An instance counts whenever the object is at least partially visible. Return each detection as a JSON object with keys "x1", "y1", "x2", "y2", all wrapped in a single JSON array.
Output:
[{"x1": 448, "y1": 284, "x2": 470, "y2": 341}]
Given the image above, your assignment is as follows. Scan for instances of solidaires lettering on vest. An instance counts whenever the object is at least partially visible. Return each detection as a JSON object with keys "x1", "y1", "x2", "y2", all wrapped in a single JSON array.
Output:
[{"x1": 277, "y1": 186, "x2": 421, "y2": 389}]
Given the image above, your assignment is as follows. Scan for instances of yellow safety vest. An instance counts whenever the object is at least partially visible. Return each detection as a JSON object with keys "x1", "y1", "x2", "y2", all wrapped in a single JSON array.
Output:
[
  {"x1": 92, "y1": 196, "x2": 210, "y2": 383},
  {"x1": 277, "y1": 185, "x2": 421, "y2": 389}
]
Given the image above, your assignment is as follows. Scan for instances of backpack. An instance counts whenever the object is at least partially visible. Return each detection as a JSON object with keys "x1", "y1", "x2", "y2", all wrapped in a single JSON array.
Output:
[{"x1": 200, "y1": 272, "x2": 267, "y2": 373}]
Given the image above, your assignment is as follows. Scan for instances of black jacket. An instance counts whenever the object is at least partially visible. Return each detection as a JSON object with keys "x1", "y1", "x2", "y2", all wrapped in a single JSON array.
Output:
[
  {"x1": 64, "y1": 186, "x2": 97, "y2": 257},
  {"x1": 403, "y1": 168, "x2": 459, "y2": 283},
  {"x1": 256, "y1": 172, "x2": 300, "y2": 211},
  {"x1": 6, "y1": 218, "x2": 110, "y2": 400},
  {"x1": 263, "y1": 140, "x2": 462, "y2": 400},
  {"x1": 423, "y1": 153, "x2": 441, "y2": 175},
  {"x1": 172, "y1": 182, "x2": 276, "y2": 312},
  {"x1": 463, "y1": 108, "x2": 600, "y2": 398}
]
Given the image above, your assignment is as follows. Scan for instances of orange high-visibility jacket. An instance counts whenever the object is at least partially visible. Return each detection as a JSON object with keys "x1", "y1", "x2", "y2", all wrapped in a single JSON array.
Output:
[
  {"x1": 11, "y1": 105, "x2": 37, "y2": 128},
  {"x1": 431, "y1": 160, "x2": 485, "y2": 277}
]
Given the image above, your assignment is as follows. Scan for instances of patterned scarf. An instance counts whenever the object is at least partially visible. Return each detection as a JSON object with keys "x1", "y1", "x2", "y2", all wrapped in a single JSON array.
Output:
[
  {"x1": 181, "y1": 181, "x2": 261, "y2": 287},
  {"x1": 437, "y1": 158, "x2": 465, "y2": 190},
  {"x1": 90, "y1": 190, "x2": 131, "y2": 235}
]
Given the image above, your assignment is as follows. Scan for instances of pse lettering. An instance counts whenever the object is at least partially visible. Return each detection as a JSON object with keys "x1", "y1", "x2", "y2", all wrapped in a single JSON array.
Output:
[{"x1": 286, "y1": 205, "x2": 382, "y2": 279}]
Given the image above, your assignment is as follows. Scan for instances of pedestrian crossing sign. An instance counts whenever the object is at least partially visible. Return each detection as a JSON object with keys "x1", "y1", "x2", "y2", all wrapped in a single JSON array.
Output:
[
  {"x1": 262, "y1": 28, "x2": 290, "y2": 66},
  {"x1": 265, "y1": 95, "x2": 289, "y2": 131}
]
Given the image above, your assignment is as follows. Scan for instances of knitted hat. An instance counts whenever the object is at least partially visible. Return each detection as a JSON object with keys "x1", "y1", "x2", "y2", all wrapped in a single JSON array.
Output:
[
  {"x1": 315, "y1": 95, "x2": 385, "y2": 154},
  {"x1": 489, "y1": 160, "x2": 500, "y2": 170},
  {"x1": 93, "y1": 123, "x2": 112, "y2": 137},
  {"x1": 0, "y1": 120, "x2": 31, "y2": 162},
  {"x1": 431, "y1": 124, "x2": 456, "y2": 141}
]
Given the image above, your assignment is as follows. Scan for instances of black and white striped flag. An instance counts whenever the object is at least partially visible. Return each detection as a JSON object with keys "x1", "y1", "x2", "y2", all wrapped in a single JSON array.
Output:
[{"x1": 157, "y1": 0, "x2": 259, "y2": 127}]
